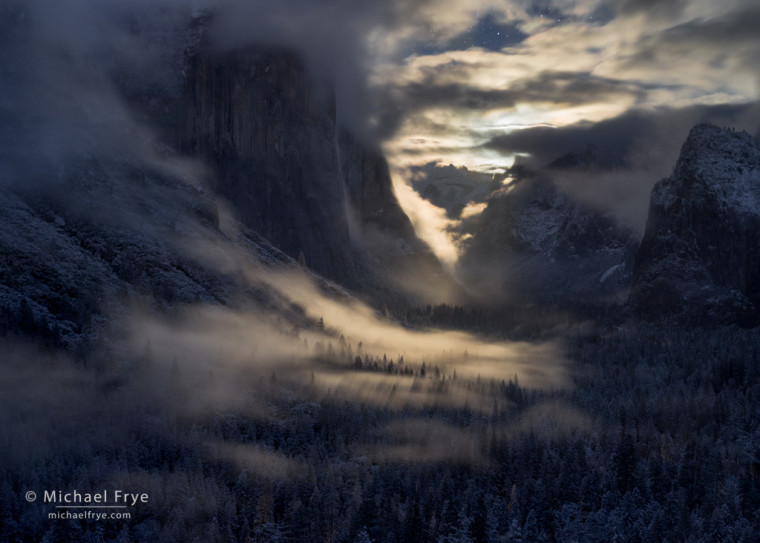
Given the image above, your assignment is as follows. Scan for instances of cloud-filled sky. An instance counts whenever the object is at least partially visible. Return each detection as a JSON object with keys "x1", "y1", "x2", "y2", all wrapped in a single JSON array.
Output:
[
  {"x1": 6, "y1": 0, "x2": 759, "y2": 178},
  {"x1": 4, "y1": 0, "x2": 759, "y2": 174},
  {"x1": 364, "y1": 0, "x2": 760, "y2": 173}
]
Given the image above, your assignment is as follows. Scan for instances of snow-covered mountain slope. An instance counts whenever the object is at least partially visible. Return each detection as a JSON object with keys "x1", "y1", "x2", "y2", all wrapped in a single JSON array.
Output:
[
  {"x1": 0, "y1": 155, "x2": 323, "y2": 354},
  {"x1": 459, "y1": 176, "x2": 637, "y2": 304},
  {"x1": 409, "y1": 164, "x2": 502, "y2": 219},
  {"x1": 629, "y1": 124, "x2": 760, "y2": 326}
]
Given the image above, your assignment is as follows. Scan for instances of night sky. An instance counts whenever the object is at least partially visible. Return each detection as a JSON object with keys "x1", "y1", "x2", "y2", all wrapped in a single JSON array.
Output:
[{"x1": 367, "y1": 0, "x2": 760, "y2": 173}]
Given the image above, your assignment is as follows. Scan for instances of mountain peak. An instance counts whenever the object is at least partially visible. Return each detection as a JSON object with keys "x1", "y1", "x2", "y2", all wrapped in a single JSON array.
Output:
[
  {"x1": 629, "y1": 123, "x2": 760, "y2": 326},
  {"x1": 670, "y1": 123, "x2": 760, "y2": 212}
]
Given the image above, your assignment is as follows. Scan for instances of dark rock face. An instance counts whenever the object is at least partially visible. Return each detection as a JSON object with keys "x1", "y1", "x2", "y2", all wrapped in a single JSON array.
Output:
[
  {"x1": 179, "y1": 47, "x2": 358, "y2": 284},
  {"x1": 176, "y1": 42, "x2": 449, "y2": 298},
  {"x1": 628, "y1": 124, "x2": 760, "y2": 326},
  {"x1": 337, "y1": 131, "x2": 417, "y2": 242},
  {"x1": 336, "y1": 132, "x2": 464, "y2": 305},
  {"x1": 460, "y1": 176, "x2": 637, "y2": 304}
]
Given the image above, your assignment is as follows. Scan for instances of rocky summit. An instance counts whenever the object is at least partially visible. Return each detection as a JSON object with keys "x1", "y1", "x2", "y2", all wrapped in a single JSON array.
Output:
[{"x1": 628, "y1": 124, "x2": 760, "y2": 326}]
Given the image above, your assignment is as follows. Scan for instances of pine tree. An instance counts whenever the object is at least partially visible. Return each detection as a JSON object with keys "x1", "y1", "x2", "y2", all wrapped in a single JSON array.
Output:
[{"x1": 356, "y1": 525, "x2": 373, "y2": 543}]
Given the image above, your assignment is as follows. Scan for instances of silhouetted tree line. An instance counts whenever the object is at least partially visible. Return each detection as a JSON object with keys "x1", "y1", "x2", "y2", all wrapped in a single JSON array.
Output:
[{"x1": 402, "y1": 301, "x2": 620, "y2": 339}]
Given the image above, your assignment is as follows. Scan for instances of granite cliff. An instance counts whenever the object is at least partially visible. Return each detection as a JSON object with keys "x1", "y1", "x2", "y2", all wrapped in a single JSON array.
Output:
[
  {"x1": 179, "y1": 46, "x2": 357, "y2": 284},
  {"x1": 628, "y1": 124, "x2": 760, "y2": 326},
  {"x1": 174, "y1": 35, "x2": 453, "y2": 300}
]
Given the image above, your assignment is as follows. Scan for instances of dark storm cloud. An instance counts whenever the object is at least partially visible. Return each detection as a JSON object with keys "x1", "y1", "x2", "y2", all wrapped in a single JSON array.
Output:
[
  {"x1": 613, "y1": 0, "x2": 688, "y2": 18},
  {"x1": 517, "y1": 72, "x2": 647, "y2": 105},
  {"x1": 374, "y1": 70, "x2": 646, "y2": 139},
  {"x1": 398, "y1": 143, "x2": 484, "y2": 159},
  {"x1": 485, "y1": 109, "x2": 653, "y2": 165},
  {"x1": 661, "y1": 5, "x2": 760, "y2": 46},
  {"x1": 484, "y1": 103, "x2": 758, "y2": 167},
  {"x1": 482, "y1": 102, "x2": 760, "y2": 232},
  {"x1": 0, "y1": 0, "x2": 201, "y2": 186},
  {"x1": 617, "y1": 4, "x2": 760, "y2": 75}
]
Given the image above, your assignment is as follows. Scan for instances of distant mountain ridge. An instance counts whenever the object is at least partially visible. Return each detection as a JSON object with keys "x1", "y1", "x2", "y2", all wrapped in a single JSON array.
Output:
[
  {"x1": 546, "y1": 143, "x2": 629, "y2": 171},
  {"x1": 459, "y1": 173, "x2": 637, "y2": 304},
  {"x1": 409, "y1": 163, "x2": 502, "y2": 219}
]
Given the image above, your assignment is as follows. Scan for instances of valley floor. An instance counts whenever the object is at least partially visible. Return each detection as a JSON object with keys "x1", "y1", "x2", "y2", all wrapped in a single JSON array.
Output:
[{"x1": 2, "y1": 322, "x2": 759, "y2": 542}]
